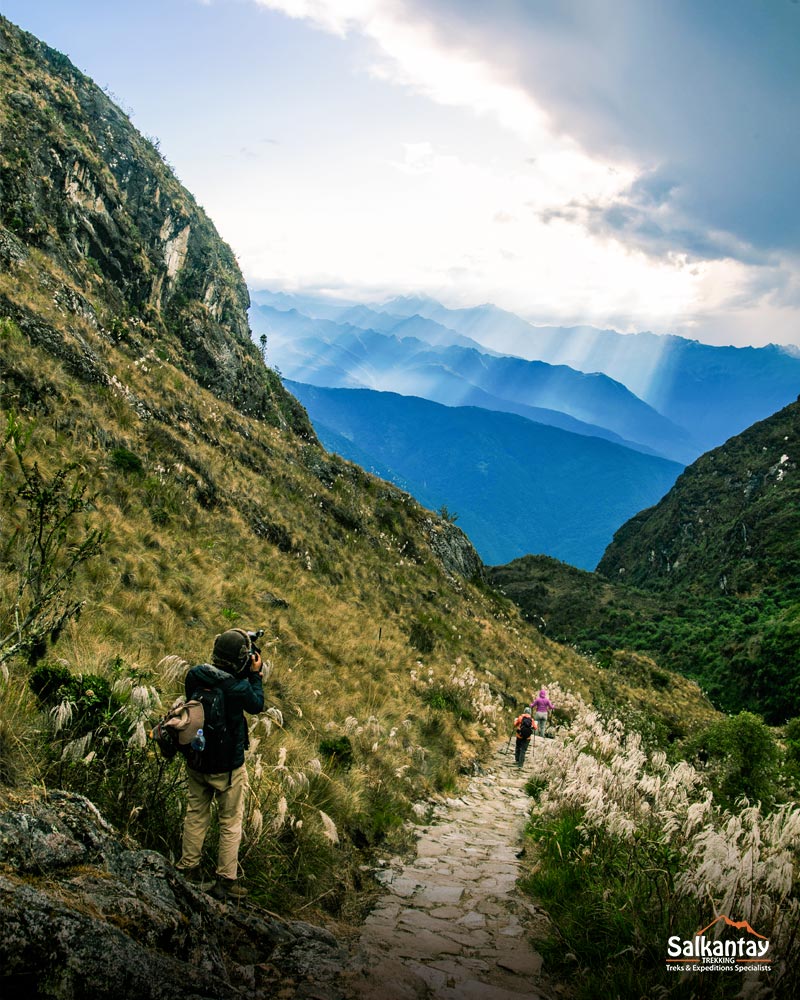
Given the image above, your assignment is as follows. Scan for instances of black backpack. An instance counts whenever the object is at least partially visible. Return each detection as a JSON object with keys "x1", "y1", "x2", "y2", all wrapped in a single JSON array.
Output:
[
  {"x1": 184, "y1": 684, "x2": 230, "y2": 773},
  {"x1": 518, "y1": 715, "x2": 534, "y2": 740}
]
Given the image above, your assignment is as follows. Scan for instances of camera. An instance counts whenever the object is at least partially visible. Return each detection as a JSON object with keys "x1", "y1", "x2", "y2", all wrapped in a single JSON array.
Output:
[{"x1": 246, "y1": 628, "x2": 265, "y2": 659}]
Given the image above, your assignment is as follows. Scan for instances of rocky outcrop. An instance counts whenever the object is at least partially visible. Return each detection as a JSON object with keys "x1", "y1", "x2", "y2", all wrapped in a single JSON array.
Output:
[
  {"x1": 425, "y1": 518, "x2": 485, "y2": 582},
  {"x1": 0, "y1": 791, "x2": 346, "y2": 999},
  {"x1": 0, "y1": 759, "x2": 558, "y2": 1000},
  {"x1": 0, "y1": 15, "x2": 314, "y2": 440}
]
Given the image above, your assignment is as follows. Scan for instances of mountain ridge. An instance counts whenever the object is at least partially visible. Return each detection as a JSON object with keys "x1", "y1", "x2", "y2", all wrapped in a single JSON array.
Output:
[
  {"x1": 372, "y1": 295, "x2": 800, "y2": 454},
  {"x1": 490, "y1": 396, "x2": 800, "y2": 721},
  {"x1": 255, "y1": 286, "x2": 800, "y2": 463},
  {"x1": 286, "y1": 379, "x2": 683, "y2": 569},
  {"x1": 252, "y1": 302, "x2": 693, "y2": 462},
  {"x1": 0, "y1": 15, "x2": 311, "y2": 439}
]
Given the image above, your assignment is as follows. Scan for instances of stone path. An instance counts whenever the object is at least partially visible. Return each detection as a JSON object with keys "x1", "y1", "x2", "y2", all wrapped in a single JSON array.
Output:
[{"x1": 340, "y1": 740, "x2": 556, "y2": 1000}]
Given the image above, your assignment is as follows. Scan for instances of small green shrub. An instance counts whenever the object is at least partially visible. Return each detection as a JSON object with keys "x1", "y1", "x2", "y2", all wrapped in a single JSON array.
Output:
[
  {"x1": 28, "y1": 661, "x2": 73, "y2": 704},
  {"x1": 689, "y1": 711, "x2": 780, "y2": 809},
  {"x1": 351, "y1": 779, "x2": 410, "y2": 846},
  {"x1": 29, "y1": 662, "x2": 116, "y2": 731},
  {"x1": 110, "y1": 447, "x2": 144, "y2": 475},
  {"x1": 319, "y1": 735, "x2": 354, "y2": 770},
  {"x1": 409, "y1": 620, "x2": 436, "y2": 654},
  {"x1": 524, "y1": 775, "x2": 547, "y2": 801},
  {"x1": 420, "y1": 683, "x2": 474, "y2": 721},
  {"x1": 142, "y1": 474, "x2": 184, "y2": 525}
]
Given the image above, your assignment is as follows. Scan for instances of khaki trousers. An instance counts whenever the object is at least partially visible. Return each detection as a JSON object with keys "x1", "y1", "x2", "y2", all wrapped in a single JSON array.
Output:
[{"x1": 178, "y1": 764, "x2": 247, "y2": 880}]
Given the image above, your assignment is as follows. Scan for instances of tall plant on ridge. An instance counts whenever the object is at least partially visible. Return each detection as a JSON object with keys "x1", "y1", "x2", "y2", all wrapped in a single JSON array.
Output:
[{"x1": 0, "y1": 412, "x2": 104, "y2": 669}]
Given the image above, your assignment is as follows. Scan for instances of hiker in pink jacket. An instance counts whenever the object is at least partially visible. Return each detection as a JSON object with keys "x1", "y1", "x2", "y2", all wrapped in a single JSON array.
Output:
[{"x1": 530, "y1": 688, "x2": 555, "y2": 738}]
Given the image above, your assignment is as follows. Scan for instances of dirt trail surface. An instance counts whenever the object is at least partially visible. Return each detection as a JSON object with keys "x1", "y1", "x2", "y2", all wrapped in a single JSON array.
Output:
[{"x1": 339, "y1": 740, "x2": 557, "y2": 999}]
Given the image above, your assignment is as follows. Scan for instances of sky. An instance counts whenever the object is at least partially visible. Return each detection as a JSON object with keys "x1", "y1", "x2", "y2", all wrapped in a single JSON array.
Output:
[{"x1": 2, "y1": 0, "x2": 800, "y2": 349}]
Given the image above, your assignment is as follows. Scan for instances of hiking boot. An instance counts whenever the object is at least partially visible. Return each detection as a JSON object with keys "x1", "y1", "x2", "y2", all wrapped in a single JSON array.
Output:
[
  {"x1": 180, "y1": 867, "x2": 215, "y2": 891},
  {"x1": 210, "y1": 877, "x2": 248, "y2": 902}
]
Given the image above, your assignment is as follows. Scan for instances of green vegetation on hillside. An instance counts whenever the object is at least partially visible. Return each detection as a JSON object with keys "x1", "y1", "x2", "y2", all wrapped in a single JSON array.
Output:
[
  {"x1": 518, "y1": 698, "x2": 799, "y2": 1000},
  {"x1": 491, "y1": 553, "x2": 800, "y2": 723},
  {"x1": 492, "y1": 393, "x2": 800, "y2": 725}
]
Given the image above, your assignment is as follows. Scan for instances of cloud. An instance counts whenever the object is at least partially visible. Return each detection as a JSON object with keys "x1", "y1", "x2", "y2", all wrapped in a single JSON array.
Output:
[
  {"x1": 255, "y1": 0, "x2": 800, "y2": 267},
  {"x1": 541, "y1": 167, "x2": 771, "y2": 266},
  {"x1": 254, "y1": 0, "x2": 557, "y2": 145},
  {"x1": 240, "y1": 0, "x2": 800, "y2": 346},
  {"x1": 251, "y1": 0, "x2": 379, "y2": 37},
  {"x1": 395, "y1": 0, "x2": 800, "y2": 264}
]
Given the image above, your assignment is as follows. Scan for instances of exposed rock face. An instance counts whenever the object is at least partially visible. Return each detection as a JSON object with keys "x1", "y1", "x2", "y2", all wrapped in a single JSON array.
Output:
[
  {"x1": 0, "y1": 15, "x2": 314, "y2": 438},
  {"x1": 0, "y1": 791, "x2": 346, "y2": 999},
  {"x1": 425, "y1": 518, "x2": 485, "y2": 582}
]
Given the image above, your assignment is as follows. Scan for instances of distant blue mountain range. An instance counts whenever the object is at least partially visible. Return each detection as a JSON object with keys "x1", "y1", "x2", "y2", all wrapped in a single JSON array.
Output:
[
  {"x1": 252, "y1": 288, "x2": 800, "y2": 460},
  {"x1": 250, "y1": 288, "x2": 800, "y2": 568},
  {"x1": 250, "y1": 302, "x2": 692, "y2": 462},
  {"x1": 284, "y1": 380, "x2": 683, "y2": 569}
]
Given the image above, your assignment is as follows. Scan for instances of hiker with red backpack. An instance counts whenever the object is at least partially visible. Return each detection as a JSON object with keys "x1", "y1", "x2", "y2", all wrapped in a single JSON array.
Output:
[
  {"x1": 174, "y1": 629, "x2": 265, "y2": 901},
  {"x1": 512, "y1": 707, "x2": 537, "y2": 767}
]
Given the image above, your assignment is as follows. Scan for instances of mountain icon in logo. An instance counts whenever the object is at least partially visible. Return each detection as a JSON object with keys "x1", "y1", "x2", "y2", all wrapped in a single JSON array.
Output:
[{"x1": 697, "y1": 915, "x2": 767, "y2": 940}]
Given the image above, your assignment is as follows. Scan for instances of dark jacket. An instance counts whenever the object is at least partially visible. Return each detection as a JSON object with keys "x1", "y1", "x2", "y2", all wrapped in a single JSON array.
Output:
[{"x1": 184, "y1": 663, "x2": 264, "y2": 772}]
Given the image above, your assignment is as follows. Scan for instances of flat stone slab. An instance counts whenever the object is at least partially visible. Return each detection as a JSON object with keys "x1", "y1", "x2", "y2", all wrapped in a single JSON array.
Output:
[
  {"x1": 429, "y1": 905, "x2": 464, "y2": 919},
  {"x1": 389, "y1": 877, "x2": 423, "y2": 898},
  {"x1": 430, "y1": 957, "x2": 491, "y2": 976},
  {"x1": 495, "y1": 950, "x2": 543, "y2": 976},
  {"x1": 394, "y1": 929, "x2": 464, "y2": 959},
  {"x1": 397, "y1": 909, "x2": 460, "y2": 935},
  {"x1": 415, "y1": 884, "x2": 464, "y2": 906}
]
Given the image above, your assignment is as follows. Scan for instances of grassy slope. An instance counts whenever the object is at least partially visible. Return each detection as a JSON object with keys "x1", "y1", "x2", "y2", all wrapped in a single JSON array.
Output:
[{"x1": 0, "y1": 13, "x2": 719, "y2": 921}]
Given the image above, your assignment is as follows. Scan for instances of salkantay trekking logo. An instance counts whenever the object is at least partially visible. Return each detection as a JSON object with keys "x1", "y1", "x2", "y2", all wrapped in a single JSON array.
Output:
[{"x1": 666, "y1": 915, "x2": 772, "y2": 973}]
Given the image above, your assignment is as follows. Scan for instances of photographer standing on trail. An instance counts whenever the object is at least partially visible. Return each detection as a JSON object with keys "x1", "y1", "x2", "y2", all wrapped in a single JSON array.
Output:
[{"x1": 176, "y1": 629, "x2": 264, "y2": 901}]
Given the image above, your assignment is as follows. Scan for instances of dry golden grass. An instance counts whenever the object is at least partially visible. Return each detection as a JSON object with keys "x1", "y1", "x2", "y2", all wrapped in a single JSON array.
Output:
[
  {"x1": 0, "y1": 26, "x2": 729, "y2": 923},
  {"x1": 1, "y1": 264, "x2": 723, "y2": 916}
]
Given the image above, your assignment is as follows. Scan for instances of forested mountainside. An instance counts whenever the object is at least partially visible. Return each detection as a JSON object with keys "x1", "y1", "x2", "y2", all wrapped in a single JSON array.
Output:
[
  {"x1": 490, "y1": 397, "x2": 800, "y2": 722},
  {"x1": 597, "y1": 397, "x2": 800, "y2": 595}
]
